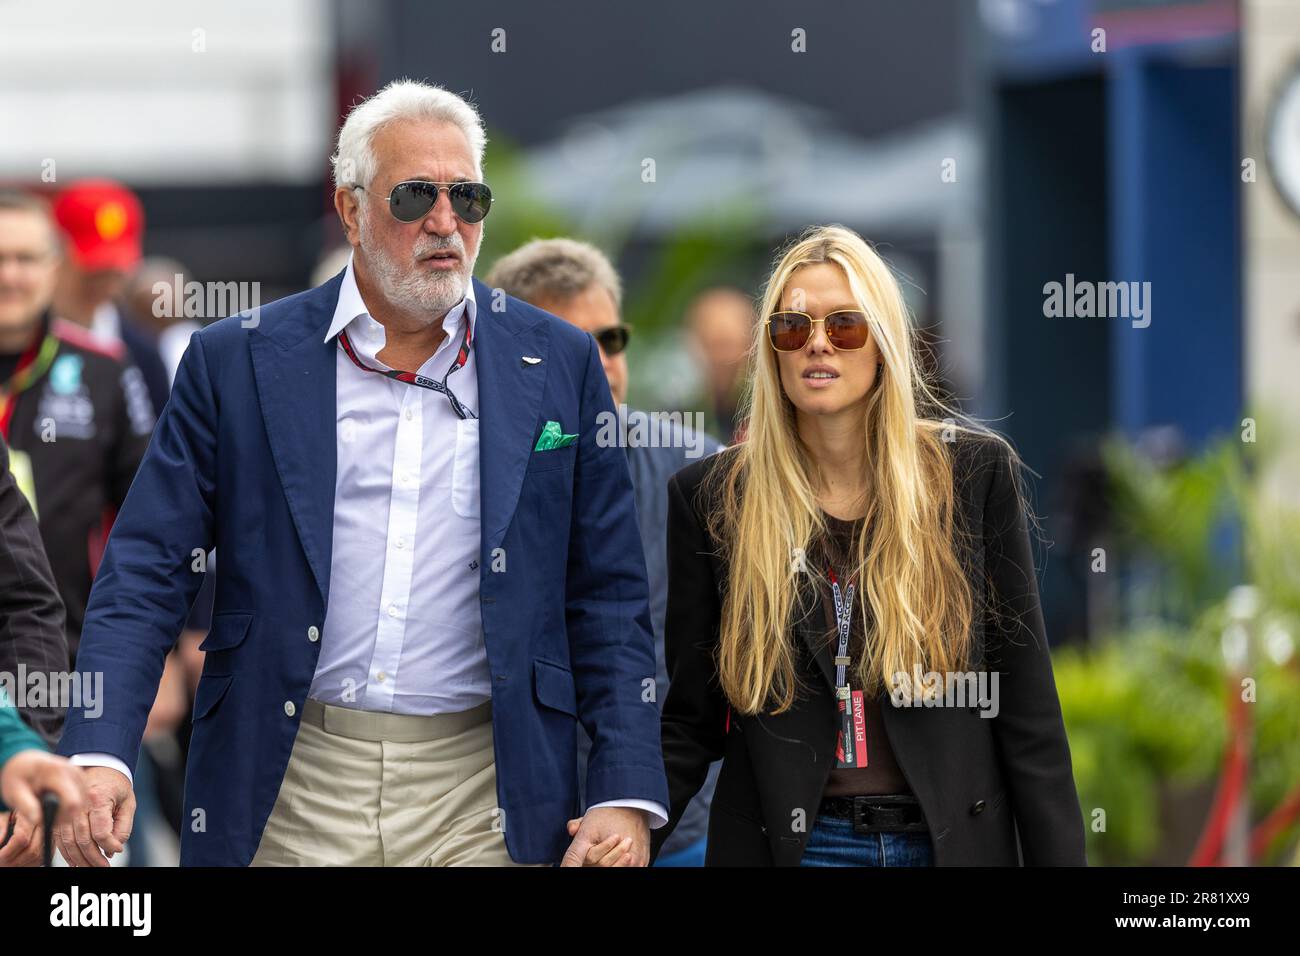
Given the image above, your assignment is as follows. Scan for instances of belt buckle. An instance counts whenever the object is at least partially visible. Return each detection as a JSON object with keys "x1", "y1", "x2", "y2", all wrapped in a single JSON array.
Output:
[{"x1": 852, "y1": 796, "x2": 923, "y2": 833}]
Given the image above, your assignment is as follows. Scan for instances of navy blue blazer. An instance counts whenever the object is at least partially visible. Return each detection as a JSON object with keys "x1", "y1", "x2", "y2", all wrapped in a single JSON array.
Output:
[{"x1": 56, "y1": 271, "x2": 669, "y2": 865}]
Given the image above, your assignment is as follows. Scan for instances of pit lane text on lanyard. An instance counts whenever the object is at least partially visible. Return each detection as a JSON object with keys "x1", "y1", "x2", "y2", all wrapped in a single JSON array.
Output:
[{"x1": 829, "y1": 565, "x2": 868, "y2": 769}]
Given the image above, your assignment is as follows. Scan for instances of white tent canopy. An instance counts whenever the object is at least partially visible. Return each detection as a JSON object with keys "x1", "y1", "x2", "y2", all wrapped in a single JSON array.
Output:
[{"x1": 520, "y1": 85, "x2": 979, "y2": 239}]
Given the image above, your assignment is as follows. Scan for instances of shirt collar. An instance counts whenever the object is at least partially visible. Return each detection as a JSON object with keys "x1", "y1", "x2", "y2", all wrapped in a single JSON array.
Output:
[{"x1": 323, "y1": 252, "x2": 477, "y2": 350}]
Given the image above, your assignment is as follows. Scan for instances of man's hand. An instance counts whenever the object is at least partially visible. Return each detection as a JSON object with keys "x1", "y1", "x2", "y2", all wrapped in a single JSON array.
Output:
[
  {"x1": 0, "y1": 751, "x2": 89, "y2": 867},
  {"x1": 54, "y1": 765, "x2": 134, "y2": 867},
  {"x1": 560, "y1": 806, "x2": 650, "y2": 867}
]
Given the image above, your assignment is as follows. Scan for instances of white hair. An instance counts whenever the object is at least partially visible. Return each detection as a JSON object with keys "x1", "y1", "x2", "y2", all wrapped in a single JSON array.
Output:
[{"x1": 330, "y1": 78, "x2": 488, "y2": 189}]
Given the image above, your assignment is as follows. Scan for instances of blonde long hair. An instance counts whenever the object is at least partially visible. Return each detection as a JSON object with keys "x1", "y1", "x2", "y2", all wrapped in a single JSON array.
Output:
[{"x1": 705, "y1": 225, "x2": 1005, "y2": 714}]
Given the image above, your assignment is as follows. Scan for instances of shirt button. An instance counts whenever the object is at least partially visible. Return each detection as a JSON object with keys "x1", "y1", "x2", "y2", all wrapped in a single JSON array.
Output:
[
  {"x1": 387, "y1": 604, "x2": 399, "y2": 618},
  {"x1": 376, "y1": 671, "x2": 387, "y2": 683},
  {"x1": 284, "y1": 701, "x2": 296, "y2": 717},
  {"x1": 405, "y1": 409, "x2": 414, "y2": 421},
  {"x1": 395, "y1": 539, "x2": 405, "y2": 550},
  {"x1": 307, "y1": 626, "x2": 320, "y2": 642}
]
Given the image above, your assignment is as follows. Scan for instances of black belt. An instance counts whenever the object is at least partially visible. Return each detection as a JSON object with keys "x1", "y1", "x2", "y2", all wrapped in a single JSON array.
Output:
[{"x1": 819, "y1": 794, "x2": 928, "y2": 833}]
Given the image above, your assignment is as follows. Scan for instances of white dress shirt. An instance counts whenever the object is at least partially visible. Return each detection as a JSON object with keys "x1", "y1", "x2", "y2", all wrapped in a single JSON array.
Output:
[{"x1": 77, "y1": 257, "x2": 665, "y2": 829}]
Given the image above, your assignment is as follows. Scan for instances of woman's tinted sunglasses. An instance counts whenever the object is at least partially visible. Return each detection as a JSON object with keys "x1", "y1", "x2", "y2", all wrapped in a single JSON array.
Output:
[
  {"x1": 767, "y1": 310, "x2": 871, "y2": 352},
  {"x1": 353, "y1": 180, "x2": 493, "y2": 224}
]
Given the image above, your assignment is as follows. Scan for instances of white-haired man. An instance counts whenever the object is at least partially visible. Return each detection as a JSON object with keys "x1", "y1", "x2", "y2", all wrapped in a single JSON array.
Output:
[{"x1": 56, "y1": 79, "x2": 668, "y2": 866}]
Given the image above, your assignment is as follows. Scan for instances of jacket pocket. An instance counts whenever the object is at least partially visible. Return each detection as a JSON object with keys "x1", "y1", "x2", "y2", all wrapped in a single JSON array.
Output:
[
  {"x1": 533, "y1": 658, "x2": 577, "y2": 717},
  {"x1": 199, "y1": 612, "x2": 253, "y2": 677},
  {"x1": 198, "y1": 612, "x2": 253, "y2": 652},
  {"x1": 713, "y1": 800, "x2": 766, "y2": 828},
  {"x1": 526, "y1": 441, "x2": 578, "y2": 475},
  {"x1": 192, "y1": 674, "x2": 233, "y2": 722}
]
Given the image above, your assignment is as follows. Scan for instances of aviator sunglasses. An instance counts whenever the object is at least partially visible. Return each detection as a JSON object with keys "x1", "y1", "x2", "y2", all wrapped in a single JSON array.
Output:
[
  {"x1": 593, "y1": 324, "x2": 631, "y2": 356},
  {"x1": 766, "y1": 309, "x2": 872, "y2": 352},
  {"x1": 352, "y1": 180, "x2": 494, "y2": 223}
]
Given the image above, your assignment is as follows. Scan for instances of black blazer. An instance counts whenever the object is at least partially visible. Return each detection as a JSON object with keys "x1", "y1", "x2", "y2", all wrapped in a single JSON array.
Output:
[{"x1": 653, "y1": 431, "x2": 1087, "y2": 866}]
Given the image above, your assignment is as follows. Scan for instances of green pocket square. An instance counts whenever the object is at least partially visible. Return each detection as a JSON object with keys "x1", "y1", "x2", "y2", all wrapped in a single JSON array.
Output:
[{"x1": 534, "y1": 420, "x2": 578, "y2": 451}]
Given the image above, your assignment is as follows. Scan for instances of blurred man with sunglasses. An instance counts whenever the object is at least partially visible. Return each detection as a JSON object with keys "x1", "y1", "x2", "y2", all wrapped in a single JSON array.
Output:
[
  {"x1": 57, "y1": 79, "x2": 669, "y2": 867},
  {"x1": 488, "y1": 237, "x2": 723, "y2": 866}
]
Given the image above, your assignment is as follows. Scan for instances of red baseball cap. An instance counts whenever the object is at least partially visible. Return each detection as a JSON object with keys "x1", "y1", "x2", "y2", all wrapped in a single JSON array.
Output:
[{"x1": 52, "y1": 179, "x2": 144, "y2": 272}]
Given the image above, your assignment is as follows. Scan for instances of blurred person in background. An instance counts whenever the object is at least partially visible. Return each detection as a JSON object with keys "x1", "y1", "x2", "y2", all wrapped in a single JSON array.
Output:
[
  {"x1": 0, "y1": 244, "x2": 69, "y2": 751},
  {"x1": 0, "y1": 189, "x2": 184, "y2": 866},
  {"x1": 0, "y1": 190, "x2": 156, "y2": 666},
  {"x1": 487, "y1": 236, "x2": 723, "y2": 867},
  {"x1": 51, "y1": 179, "x2": 171, "y2": 416},
  {"x1": 683, "y1": 285, "x2": 754, "y2": 445},
  {"x1": 0, "y1": 431, "x2": 70, "y2": 866},
  {"x1": 645, "y1": 225, "x2": 1086, "y2": 866},
  {"x1": 55, "y1": 79, "x2": 667, "y2": 867},
  {"x1": 125, "y1": 257, "x2": 203, "y2": 387}
]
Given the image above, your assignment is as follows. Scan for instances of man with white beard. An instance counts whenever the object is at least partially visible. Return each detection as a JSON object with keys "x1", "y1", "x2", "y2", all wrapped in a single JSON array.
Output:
[{"x1": 55, "y1": 79, "x2": 668, "y2": 867}]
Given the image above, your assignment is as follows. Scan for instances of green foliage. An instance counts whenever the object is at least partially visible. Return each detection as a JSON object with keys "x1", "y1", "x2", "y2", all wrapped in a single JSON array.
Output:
[{"x1": 1058, "y1": 418, "x2": 1300, "y2": 865}]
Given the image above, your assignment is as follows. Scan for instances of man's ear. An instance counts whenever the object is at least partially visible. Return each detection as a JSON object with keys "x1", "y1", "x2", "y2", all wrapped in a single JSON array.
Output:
[{"x1": 334, "y1": 187, "x2": 362, "y2": 247}]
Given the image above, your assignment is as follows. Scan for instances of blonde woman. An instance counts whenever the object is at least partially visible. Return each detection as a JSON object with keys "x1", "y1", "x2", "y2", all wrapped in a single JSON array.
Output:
[{"x1": 649, "y1": 225, "x2": 1086, "y2": 867}]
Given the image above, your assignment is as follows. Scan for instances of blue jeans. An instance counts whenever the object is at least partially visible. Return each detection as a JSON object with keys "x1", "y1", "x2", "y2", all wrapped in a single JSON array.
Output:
[
  {"x1": 654, "y1": 836, "x2": 707, "y2": 867},
  {"x1": 800, "y1": 814, "x2": 934, "y2": 867}
]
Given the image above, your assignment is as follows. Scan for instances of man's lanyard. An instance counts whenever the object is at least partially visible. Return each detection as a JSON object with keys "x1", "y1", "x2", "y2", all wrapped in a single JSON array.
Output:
[
  {"x1": 827, "y1": 564, "x2": 856, "y2": 701},
  {"x1": 337, "y1": 320, "x2": 476, "y2": 420},
  {"x1": 0, "y1": 333, "x2": 59, "y2": 439}
]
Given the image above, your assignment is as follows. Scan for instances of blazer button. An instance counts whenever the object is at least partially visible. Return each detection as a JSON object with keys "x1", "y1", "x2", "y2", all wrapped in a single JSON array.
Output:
[
  {"x1": 284, "y1": 701, "x2": 297, "y2": 718},
  {"x1": 307, "y1": 626, "x2": 320, "y2": 642},
  {"x1": 970, "y1": 800, "x2": 986, "y2": 815}
]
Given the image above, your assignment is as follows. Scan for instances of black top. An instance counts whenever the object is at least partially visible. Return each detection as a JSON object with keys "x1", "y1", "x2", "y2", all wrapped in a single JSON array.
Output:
[{"x1": 809, "y1": 511, "x2": 912, "y2": 798}]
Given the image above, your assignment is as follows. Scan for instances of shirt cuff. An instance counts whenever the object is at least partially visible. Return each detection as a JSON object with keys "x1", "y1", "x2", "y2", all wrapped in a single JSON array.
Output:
[
  {"x1": 587, "y1": 799, "x2": 669, "y2": 829},
  {"x1": 70, "y1": 753, "x2": 133, "y2": 786}
]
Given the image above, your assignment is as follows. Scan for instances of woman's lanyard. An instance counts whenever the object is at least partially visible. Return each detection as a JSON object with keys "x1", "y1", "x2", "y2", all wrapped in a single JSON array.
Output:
[
  {"x1": 828, "y1": 562, "x2": 869, "y2": 769},
  {"x1": 337, "y1": 321, "x2": 476, "y2": 420},
  {"x1": 827, "y1": 564, "x2": 856, "y2": 701},
  {"x1": 0, "y1": 333, "x2": 59, "y2": 439}
]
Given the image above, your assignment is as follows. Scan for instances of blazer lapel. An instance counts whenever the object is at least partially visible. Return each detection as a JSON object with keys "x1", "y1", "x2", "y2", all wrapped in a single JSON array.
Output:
[
  {"x1": 472, "y1": 277, "x2": 550, "y2": 554},
  {"x1": 248, "y1": 278, "x2": 340, "y2": 607}
]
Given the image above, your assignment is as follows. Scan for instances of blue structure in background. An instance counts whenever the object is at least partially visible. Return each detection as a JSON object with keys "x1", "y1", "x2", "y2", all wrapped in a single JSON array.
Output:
[{"x1": 981, "y1": 0, "x2": 1242, "y2": 643}]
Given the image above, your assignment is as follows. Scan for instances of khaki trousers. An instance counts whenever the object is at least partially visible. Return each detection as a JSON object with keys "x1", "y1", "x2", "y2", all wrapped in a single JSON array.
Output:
[{"x1": 250, "y1": 698, "x2": 540, "y2": 866}]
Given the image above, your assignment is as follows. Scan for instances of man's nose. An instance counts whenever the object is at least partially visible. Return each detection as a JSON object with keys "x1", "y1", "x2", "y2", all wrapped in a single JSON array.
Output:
[{"x1": 422, "y1": 190, "x2": 459, "y2": 235}]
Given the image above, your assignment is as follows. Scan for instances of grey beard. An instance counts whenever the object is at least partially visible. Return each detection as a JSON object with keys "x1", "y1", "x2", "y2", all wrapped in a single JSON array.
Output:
[{"x1": 358, "y1": 209, "x2": 477, "y2": 322}]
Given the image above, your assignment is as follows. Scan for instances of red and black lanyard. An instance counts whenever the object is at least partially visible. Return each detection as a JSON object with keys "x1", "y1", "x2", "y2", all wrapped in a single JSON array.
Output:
[
  {"x1": 829, "y1": 563, "x2": 869, "y2": 769},
  {"x1": 0, "y1": 332, "x2": 59, "y2": 439},
  {"x1": 337, "y1": 320, "x2": 476, "y2": 420}
]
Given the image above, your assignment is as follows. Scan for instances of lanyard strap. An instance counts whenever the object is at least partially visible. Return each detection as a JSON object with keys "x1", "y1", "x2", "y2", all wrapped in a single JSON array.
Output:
[
  {"x1": 337, "y1": 320, "x2": 476, "y2": 420},
  {"x1": 827, "y1": 564, "x2": 856, "y2": 699},
  {"x1": 0, "y1": 334, "x2": 59, "y2": 439}
]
